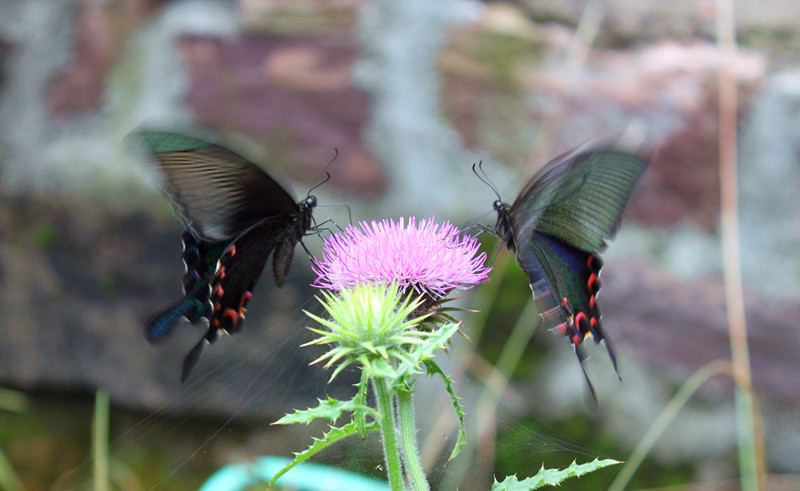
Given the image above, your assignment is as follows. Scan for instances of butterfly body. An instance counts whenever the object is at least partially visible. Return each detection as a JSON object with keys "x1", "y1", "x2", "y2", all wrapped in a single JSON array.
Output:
[
  {"x1": 137, "y1": 130, "x2": 319, "y2": 381},
  {"x1": 489, "y1": 148, "x2": 646, "y2": 399}
]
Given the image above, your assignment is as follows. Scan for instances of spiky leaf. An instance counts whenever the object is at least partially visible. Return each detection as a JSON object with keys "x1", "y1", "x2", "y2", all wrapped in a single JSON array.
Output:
[
  {"x1": 272, "y1": 397, "x2": 374, "y2": 426},
  {"x1": 491, "y1": 458, "x2": 622, "y2": 490},
  {"x1": 424, "y1": 359, "x2": 466, "y2": 462},
  {"x1": 269, "y1": 420, "x2": 380, "y2": 487}
]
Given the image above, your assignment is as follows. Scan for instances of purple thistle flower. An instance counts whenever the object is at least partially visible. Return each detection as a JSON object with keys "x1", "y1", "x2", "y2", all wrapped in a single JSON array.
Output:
[{"x1": 312, "y1": 217, "x2": 491, "y2": 298}]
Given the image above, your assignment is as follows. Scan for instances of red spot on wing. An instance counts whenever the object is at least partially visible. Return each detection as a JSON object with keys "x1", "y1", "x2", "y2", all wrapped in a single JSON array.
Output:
[
  {"x1": 238, "y1": 291, "x2": 252, "y2": 316},
  {"x1": 587, "y1": 273, "x2": 598, "y2": 291},
  {"x1": 213, "y1": 284, "x2": 224, "y2": 297},
  {"x1": 223, "y1": 308, "x2": 239, "y2": 323}
]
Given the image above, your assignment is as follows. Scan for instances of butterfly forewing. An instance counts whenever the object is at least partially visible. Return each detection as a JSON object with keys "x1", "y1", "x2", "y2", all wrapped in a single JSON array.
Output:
[
  {"x1": 512, "y1": 150, "x2": 647, "y2": 253},
  {"x1": 137, "y1": 130, "x2": 297, "y2": 242}
]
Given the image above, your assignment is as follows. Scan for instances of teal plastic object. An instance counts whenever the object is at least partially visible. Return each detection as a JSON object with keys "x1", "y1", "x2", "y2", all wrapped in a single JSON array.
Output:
[{"x1": 198, "y1": 455, "x2": 391, "y2": 491}]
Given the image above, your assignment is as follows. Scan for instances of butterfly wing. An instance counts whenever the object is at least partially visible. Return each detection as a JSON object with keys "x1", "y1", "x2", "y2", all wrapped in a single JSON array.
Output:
[
  {"x1": 509, "y1": 148, "x2": 645, "y2": 333},
  {"x1": 208, "y1": 219, "x2": 291, "y2": 336},
  {"x1": 511, "y1": 149, "x2": 647, "y2": 252},
  {"x1": 505, "y1": 148, "x2": 645, "y2": 398},
  {"x1": 135, "y1": 130, "x2": 298, "y2": 242},
  {"x1": 183, "y1": 211, "x2": 315, "y2": 381},
  {"x1": 145, "y1": 231, "x2": 227, "y2": 343},
  {"x1": 135, "y1": 130, "x2": 316, "y2": 381}
]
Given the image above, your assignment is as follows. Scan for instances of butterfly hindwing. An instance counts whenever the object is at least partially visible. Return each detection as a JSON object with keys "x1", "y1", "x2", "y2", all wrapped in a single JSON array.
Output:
[
  {"x1": 522, "y1": 232, "x2": 615, "y2": 363},
  {"x1": 208, "y1": 219, "x2": 288, "y2": 336},
  {"x1": 145, "y1": 231, "x2": 226, "y2": 343},
  {"x1": 179, "y1": 217, "x2": 304, "y2": 382}
]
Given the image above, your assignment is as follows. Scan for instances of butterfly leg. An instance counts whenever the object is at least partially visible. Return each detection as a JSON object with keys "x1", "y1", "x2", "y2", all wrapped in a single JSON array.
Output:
[
  {"x1": 312, "y1": 202, "x2": 353, "y2": 227},
  {"x1": 310, "y1": 217, "x2": 343, "y2": 235},
  {"x1": 460, "y1": 223, "x2": 496, "y2": 239},
  {"x1": 298, "y1": 238, "x2": 315, "y2": 262}
]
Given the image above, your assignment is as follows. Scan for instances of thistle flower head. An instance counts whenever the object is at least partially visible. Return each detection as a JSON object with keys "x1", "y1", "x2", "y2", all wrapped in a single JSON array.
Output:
[{"x1": 312, "y1": 217, "x2": 491, "y2": 299}]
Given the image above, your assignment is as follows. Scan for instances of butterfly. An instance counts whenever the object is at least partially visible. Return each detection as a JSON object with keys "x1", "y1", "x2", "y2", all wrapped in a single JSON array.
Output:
[
  {"x1": 480, "y1": 147, "x2": 647, "y2": 401},
  {"x1": 136, "y1": 130, "x2": 320, "y2": 381}
]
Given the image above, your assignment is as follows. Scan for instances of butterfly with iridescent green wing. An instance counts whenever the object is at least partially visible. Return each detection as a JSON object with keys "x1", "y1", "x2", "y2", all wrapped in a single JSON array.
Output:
[{"x1": 482, "y1": 147, "x2": 647, "y2": 401}]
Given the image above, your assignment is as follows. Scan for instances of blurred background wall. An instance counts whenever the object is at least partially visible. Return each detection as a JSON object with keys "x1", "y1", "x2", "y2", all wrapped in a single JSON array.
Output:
[{"x1": 0, "y1": 0, "x2": 799, "y2": 489}]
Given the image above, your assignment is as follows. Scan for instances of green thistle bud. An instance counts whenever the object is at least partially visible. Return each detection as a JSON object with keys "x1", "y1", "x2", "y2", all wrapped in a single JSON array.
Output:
[{"x1": 303, "y1": 282, "x2": 434, "y2": 382}]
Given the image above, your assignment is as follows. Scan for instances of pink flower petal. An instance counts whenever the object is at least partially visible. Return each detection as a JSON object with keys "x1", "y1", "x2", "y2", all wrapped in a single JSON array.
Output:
[{"x1": 312, "y1": 217, "x2": 491, "y2": 298}]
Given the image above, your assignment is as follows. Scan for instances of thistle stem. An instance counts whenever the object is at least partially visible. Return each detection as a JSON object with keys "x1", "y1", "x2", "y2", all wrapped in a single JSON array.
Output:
[
  {"x1": 372, "y1": 378, "x2": 405, "y2": 491},
  {"x1": 396, "y1": 388, "x2": 430, "y2": 491}
]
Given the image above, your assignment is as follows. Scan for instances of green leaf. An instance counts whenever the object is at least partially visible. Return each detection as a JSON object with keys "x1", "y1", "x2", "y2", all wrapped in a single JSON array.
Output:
[
  {"x1": 424, "y1": 359, "x2": 466, "y2": 462},
  {"x1": 269, "y1": 420, "x2": 380, "y2": 487},
  {"x1": 272, "y1": 397, "x2": 362, "y2": 426},
  {"x1": 395, "y1": 321, "x2": 462, "y2": 380},
  {"x1": 491, "y1": 458, "x2": 622, "y2": 490}
]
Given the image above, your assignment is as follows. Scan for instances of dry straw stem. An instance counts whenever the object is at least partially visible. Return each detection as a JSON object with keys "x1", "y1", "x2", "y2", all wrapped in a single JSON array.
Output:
[{"x1": 715, "y1": 0, "x2": 767, "y2": 488}]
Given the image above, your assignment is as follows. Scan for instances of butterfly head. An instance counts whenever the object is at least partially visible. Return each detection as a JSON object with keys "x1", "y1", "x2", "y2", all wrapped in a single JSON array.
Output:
[
  {"x1": 300, "y1": 195, "x2": 318, "y2": 212},
  {"x1": 492, "y1": 200, "x2": 515, "y2": 251},
  {"x1": 492, "y1": 199, "x2": 509, "y2": 214}
]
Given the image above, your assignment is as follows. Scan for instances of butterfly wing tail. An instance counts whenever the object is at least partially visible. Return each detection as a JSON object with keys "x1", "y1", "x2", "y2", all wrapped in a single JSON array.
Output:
[
  {"x1": 577, "y1": 349, "x2": 599, "y2": 408},
  {"x1": 601, "y1": 338, "x2": 621, "y2": 380},
  {"x1": 181, "y1": 337, "x2": 206, "y2": 382},
  {"x1": 145, "y1": 299, "x2": 194, "y2": 344}
]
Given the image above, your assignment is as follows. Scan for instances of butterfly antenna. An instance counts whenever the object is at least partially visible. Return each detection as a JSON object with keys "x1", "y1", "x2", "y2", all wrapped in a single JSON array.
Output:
[
  {"x1": 472, "y1": 161, "x2": 503, "y2": 202},
  {"x1": 307, "y1": 148, "x2": 339, "y2": 197},
  {"x1": 308, "y1": 171, "x2": 331, "y2": 197}
]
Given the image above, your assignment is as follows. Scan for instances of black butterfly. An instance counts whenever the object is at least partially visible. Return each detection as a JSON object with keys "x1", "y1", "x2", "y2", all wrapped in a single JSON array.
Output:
[
  {"x1": 136, "y1": 130, "x2": 320, "y2": 381},
  {"x1": 481, "y1": 147, "x2": 647, "y2": 401}
]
